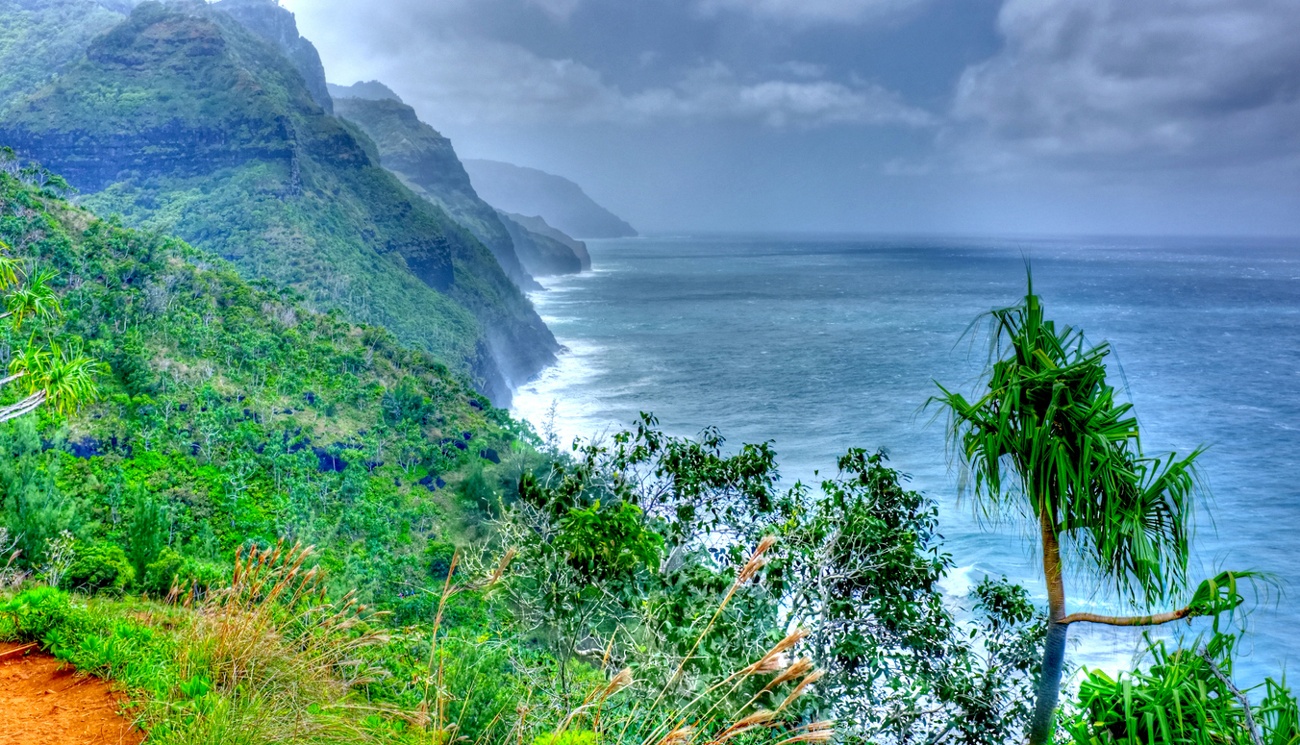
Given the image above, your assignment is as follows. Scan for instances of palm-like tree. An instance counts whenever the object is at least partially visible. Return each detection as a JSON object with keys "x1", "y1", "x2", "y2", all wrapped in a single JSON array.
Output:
[
  {"x1": 932, "y1": 280, "x2": 1208, "y2": 744},
  {"x1": 0, "y1": 241, "x2": 100, "y2": 422}
]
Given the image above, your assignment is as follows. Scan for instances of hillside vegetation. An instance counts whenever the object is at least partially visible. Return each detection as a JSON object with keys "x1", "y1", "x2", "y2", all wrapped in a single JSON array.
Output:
[
  {"x1": 0, "y1": 162, "x2": 521, "y2": 606},
  {"x1": 332, "y1": 91, "x2": 539, "y2": 290}
]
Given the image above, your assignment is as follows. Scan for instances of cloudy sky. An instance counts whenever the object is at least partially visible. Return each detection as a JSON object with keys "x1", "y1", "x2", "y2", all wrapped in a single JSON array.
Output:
[{"x1": 283, "y1": 0, "x2": 1300, "y2": 236}]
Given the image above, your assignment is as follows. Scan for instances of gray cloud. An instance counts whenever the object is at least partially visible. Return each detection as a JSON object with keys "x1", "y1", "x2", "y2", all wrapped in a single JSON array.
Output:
[
  {"x1": 952, "y1": 0, "x2": 1300, "y2": 171},
  {"x1": 286, "y1": 0, "x2": 931, "y2": 129},
  {"x1": 696, "y1": 0, "x2": 929, "y2": 24}
]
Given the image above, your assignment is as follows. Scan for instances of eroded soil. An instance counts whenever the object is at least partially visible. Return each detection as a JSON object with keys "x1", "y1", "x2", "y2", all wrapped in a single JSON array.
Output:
[{"x1": 0, "y1": 642, "x2": 143, "y2": 745}]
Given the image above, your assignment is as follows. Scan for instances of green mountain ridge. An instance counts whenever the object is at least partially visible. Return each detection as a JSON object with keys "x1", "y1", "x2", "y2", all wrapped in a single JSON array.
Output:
[
  {"x1": 211, "y1": 0, "x2": 334, "y2": 114},
  {"x1": 496, "y1": 209, "x2": 587, "y2": 276},
  {"x1": 331, "y1": 90, "x2": 542, "y2": 290},
  {"x1": 0, "y1": 0, "x2": 556, "y2": 403},
  {"x1": 500, "y1": 210, "x2": 591, "y2": 272}
]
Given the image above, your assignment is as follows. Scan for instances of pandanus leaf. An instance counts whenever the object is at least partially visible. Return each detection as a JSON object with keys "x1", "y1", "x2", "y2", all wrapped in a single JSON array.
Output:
[
  {"x1": 5, "y1": 266, "x2": 61, "y2": 327},
  {"x1": 931, "y1": 278, "x2": 1201, "y2": 607},
  {"x1": 9, "y1": 340, "x2": 102, "y2": 414}
]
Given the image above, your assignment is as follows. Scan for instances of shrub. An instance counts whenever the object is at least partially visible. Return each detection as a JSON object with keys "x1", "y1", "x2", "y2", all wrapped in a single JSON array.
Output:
[
  {"x1": 64, "y1": 542, "x2": 135, "y2": 593},
  {"x1": 0, "y1": 586, "x2": 76, "y2": 640},
  {"x1": 143, "y1": 547, "x2": 225, "y2": 598}
]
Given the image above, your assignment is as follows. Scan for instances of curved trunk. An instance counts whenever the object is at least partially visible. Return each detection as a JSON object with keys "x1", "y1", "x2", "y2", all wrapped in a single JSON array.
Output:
[{"x1": 1030, "y1": 505, "x2": 1068, "y2": 745}]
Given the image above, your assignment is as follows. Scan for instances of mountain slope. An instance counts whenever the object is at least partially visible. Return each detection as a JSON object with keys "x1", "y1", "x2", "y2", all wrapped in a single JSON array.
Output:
[
  {"x1": 0, "y1": 0, "x2": 124, "y2": 112},
  {"x1": 331, "y1": 88, "x2": 540, "y2": 290},
  {"x1": 211, "y1": 0, "x2": 334, "y2": 114},
  {"x1": 0, "y1": 163, "x2": 523, "y2": 607},
  {"x1": 0, "y1": 1, "x2": 556, "y2": 402},
  {"x1": 463, "y1": 158, "x2": 637, "y2": 239},
  {"x1": 497, "y1": 210, "x2": 585, "y2": 276}
]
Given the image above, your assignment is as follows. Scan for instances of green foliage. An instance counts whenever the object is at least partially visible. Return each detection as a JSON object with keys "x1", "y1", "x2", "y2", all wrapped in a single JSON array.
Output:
[
  {"x1": 534, "y1": 731, "x2": 597, "y2": 745},
  {"x1": 126, "y1": 492, "x2": 169, "y2": 579},
  {"x1": 556, "y1": 500, "x2": 662, "y2": 583},
  {"x1": 1066, "y1": 632, "x2": 1300, "y2": 745},
  {"x1": 65, "y1": 541, "x2": 135, "y2": 593},
  {"x1": 143, "y1": 547, "x2": 224, "y2": 598},
  {"x1": 0, "y1": 585, "x2": 77, "y2": 640},
  {"x1": 774, "y1": 448, "x2": 1045, "y2": 743},
  {"x1": 932, "y1": 280, "x2": 1201, "y2": 606},
  {"x1": 501, "y1": 414, "x2": 790, "y2": 695},
  {"x1": 0, "y1": 169, "x2": 518, "y2": 608}
]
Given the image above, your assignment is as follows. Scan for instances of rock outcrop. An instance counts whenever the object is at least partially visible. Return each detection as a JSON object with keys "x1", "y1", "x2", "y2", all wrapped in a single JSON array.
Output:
[{"x1": 500, "y1": 211, "x2": 591, "y2": 272}]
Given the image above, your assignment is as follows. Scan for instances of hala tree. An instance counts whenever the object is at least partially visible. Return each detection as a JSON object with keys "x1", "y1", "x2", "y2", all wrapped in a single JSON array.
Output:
[
  {"x1": 932, "y1": 279, "x2": 1244, "y2": 744},
  {"x1": 0, "y1": 241, "x2": 99, "y2": 422}
]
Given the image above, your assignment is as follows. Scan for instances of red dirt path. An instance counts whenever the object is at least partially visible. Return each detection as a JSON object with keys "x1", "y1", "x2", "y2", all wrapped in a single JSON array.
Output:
[{"x1": 0, "y1": 642, "x2": 144, "y2": 745}]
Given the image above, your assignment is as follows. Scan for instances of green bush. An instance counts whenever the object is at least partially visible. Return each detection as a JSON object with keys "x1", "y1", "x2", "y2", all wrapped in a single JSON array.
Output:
[
  {"x1": 0, "y1": 586, "x2": 77, "y2": 641},
  {"x1": 143, "y1": 547, "x2": 224, "y2": 598},
  {"x1": 65, "y1": 542, "x2": 136, "y2": 594}
]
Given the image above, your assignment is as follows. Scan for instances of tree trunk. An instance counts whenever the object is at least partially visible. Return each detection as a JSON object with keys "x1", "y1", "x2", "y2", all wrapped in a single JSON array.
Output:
[{"x1": 1030, "y1": 505, "x2": 1068, "y2": 745}]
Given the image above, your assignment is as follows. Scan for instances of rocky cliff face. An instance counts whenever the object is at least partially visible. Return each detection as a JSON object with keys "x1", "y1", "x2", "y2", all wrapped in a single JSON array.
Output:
[
  {"x1": 0, "y1": 1, "x2": 556, "y2": 403},
  {"x1": 463, "y1": 158, "x2": 637, "y2": 239},
  {"x1": 211, "y1": 0, "x2": 333, "y2": 114},
  {"x1": 333, "y1": 92, "x2": 544, "y2": 291},
  {"x1": 328, "y1": 80, "x2": 402, "y2": 103},
  {"x1": 497, "y1": 212, "x2": 586, "y2": 277},
  {"x1": 501, "y1": 211, "x2": 591, "y2": 271}
]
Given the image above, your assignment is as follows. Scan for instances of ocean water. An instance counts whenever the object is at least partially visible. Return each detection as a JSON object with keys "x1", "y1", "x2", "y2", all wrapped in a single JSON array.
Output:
[{"x1": 511, "y1": 234, "x2": 1300, "y2": 684}]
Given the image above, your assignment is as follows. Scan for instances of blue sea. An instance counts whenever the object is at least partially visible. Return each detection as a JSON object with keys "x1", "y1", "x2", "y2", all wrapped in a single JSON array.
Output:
[{"x1": 511, "y1": 234, "x2": 1300, "y2": 685}]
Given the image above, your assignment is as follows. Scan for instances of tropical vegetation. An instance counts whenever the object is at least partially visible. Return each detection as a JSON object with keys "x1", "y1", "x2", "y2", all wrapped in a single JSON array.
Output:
[{"x1": 0, "y1": 157, "x2": 1292, "y2": 743}]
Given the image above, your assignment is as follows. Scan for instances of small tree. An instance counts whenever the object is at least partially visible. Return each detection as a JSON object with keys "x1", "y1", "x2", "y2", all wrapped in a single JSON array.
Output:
[
  {"x1": 773, "y1": 449, "x2": 1045, "y2": 744},
  {"x1": 496, "y1": 414, "x2": 790, "y2": 697},
  {"x1": 932, "y1": 279, "x2": 1236, "y2": 744}
]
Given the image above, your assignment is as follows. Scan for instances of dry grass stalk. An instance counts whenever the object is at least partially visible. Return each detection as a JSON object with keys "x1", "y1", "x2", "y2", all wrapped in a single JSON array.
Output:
[
  {"x1": 655, "y1": 725, "x2": 696, "y2": 745},
  {"x1": 741, "y1": 629, "x2": 809, "y2": 676},
  {"x1": 773, "y1": 721, "x2": 836, "y2": 745},
  {"x1": 419, "y1": 549, "x2": 461, "y2": 734},
  {"x1": 768, "y1": 658, "x2": 814, "y2": 689},
  {"x1": 778, "y1": 670, "x2": 825, "y2": 712},
  {"x1": 713, "y1": 709, "x2": 778, "y2": 742}
]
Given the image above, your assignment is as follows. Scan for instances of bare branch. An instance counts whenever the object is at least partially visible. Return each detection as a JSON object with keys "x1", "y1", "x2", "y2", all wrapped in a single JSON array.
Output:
[
  {"x1": 1197, "y1": 647, "x2": 1264, "y2": 745},
  {"x1": 1060, "y1": 607, "x2": 1190, "y2": 627}
]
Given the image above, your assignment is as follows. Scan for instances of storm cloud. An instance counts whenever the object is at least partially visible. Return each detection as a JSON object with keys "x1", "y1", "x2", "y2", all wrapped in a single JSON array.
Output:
[
  {"x1": 953, "y1": 0, "x2": 1300, "y2": 169},
  {"x1": 284, "y1": 0, "x2": 1300, "y2": 235}
]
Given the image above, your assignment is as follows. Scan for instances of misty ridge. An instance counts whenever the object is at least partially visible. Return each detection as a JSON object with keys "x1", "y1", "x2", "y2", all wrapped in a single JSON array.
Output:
[{"x1": 0, "y1": 0, "x2": 1294, "y2": 744}]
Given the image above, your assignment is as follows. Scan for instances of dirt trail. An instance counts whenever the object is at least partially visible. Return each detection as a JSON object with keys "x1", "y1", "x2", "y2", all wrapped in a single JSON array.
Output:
[{"x1": 0, "y1": 642, "x2": 143, "y2": 745}]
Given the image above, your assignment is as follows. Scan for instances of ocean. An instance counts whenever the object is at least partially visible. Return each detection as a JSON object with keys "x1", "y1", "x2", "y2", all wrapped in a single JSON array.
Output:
[{"x1": 511, "y1": 234, "x2": 1300, "y2": 684}]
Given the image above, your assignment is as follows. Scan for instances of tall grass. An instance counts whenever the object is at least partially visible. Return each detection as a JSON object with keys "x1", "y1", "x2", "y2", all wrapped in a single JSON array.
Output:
[
  {"x1": 422, "y1": 537, "x2": 836, "y2": 745},
  {"x1": 160, "y1": 541, "x2": 393, "y2": 745}
]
